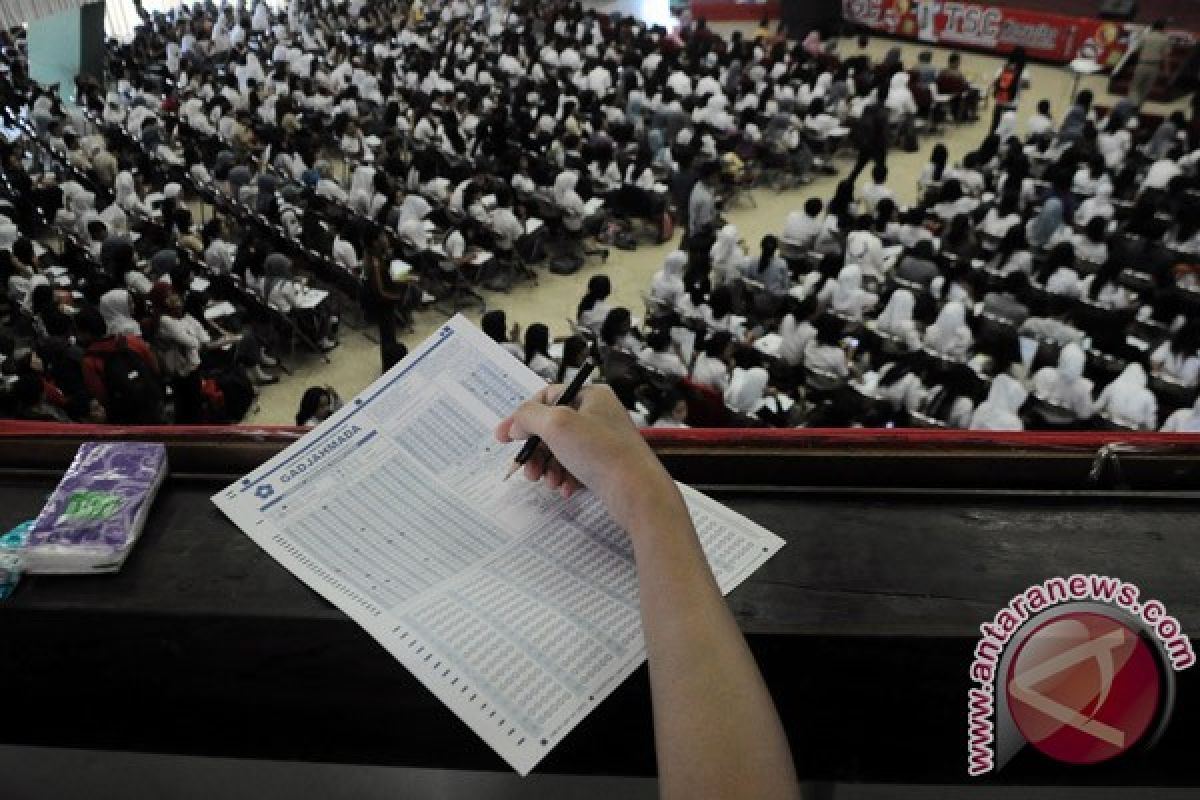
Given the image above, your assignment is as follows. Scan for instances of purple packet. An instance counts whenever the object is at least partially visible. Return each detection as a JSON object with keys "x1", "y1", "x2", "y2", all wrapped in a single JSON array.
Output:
[{"x1": 25, "y1": 442, "x2": 168, "y2": 573}]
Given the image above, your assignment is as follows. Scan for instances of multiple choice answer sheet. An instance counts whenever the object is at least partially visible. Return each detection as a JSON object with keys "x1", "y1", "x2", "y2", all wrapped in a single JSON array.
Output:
[{"x1": 213, "y1": 315, "x2": 785, "y2": 775}]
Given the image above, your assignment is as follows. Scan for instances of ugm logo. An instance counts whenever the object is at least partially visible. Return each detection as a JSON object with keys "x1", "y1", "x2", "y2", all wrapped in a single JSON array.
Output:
[{"x1": 255, "y1": 484, "x2": 276, "y2": 500}]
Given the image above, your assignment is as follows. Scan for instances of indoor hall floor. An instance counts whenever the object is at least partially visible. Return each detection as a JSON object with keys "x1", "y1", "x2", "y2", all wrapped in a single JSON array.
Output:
[{"x1": 242, "y1": 22, "x2": 1189, "y2": 425}]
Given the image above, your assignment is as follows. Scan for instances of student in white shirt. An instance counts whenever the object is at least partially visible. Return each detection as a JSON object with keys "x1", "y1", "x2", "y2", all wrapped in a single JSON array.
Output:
[
  {"x1": 639, "y1": 328, "x2": 688, "y2": 379},
  {"x1": 523, "y1": 323, "x2": 559, "y2": 383},
  {"x1": 1150, "y1": 323, "x2": 1200, "y2": 388},
  {"x1": 691, "y1": 331, "x2": 733, "y2": 393},
  {"x1": 577, "y1": 274, "x2": 613, "y2": 334},
  {"x1": 1026, "y1": 99, "x2": 1055, "y2": 143},
  {"x1": 780, "y1": 198, "x2": 824, "y2": 251},
  {"x1": 858, "y1": 163, "x2": 895, "y2": 215}
]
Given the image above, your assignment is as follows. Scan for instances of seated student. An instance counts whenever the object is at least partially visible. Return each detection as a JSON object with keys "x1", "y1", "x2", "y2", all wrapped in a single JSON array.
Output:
[
  {"x1": 523, "y1": 323, "x2": 558, "y2": 382},
  {"x1": 803, "y1": 314, "x2": 850, "y2": 379},
  {"x1": 844, "y1": 220, "x2": 891, "y2": 283},
  {"x1": 946, "y1": 152, "x2": 985, "y2": 197},
  {"x1": 780, "y1": 198, "x2": 824, "y2": 251},
  {"x1": 639, "y1": 327, "x2": 688, "y2": 379},
  {"x1": 987, "y1": 226, "x2": 1033, "y2": 277},
  {"x1": 1150, "y1": 322, "x2": 1200, "y2": 388},
  {"x1": 700, "y1": 286, "x2": 748, "y2": 338},
  {"x1": 940, "y1": 214, "x2": 977, "y2": 263},
  {"x1": 710, "y1": 225, "x2": 746, "y2": 288},
  {"x1": 738, "y1": 235, "x2": 790, "y2": 296},
  {"x1": 982, "y1": 272, "x2": 1033, "y2": 326},
  {"x1": 918, "y1": 144, "x2": 950, "y2": 204},
  {"x1": 969, "y1": 374, "x2": 1027, "y2": 431},
  {"x1": 724, "y1": 366, "x2": 770, "y2": 417},
  {"x1": 260, "y1": 253, "x2": 337, "y2": 351},
  {"x1": 1095, "y1": 363, "x2": 1158, "y2": 430},
  {"x1": 577, "y1": 274, "x2": 613, "y2": 333},
  {"x1": 1031, "y1": 342, "x2": 1094, "y2": 418},
  {"x1": 1162, "y1": 396, "x2": 1200, "y2": 431},
  {"x1": 295, "y1": 386, "x2": 339, "y2": 426},
  {"x1": 650, "y1": 251, "x2": 688, "y2": 308},
  {"x1": 482, "y1": 309, "x2": 525, "y2": 360},
  {"x1": 1071, "y1": 217, "x2": 1109, "y2": 266},
  {"x1": 600, "y1": 307, "x2": 642, "y2": 353},
  {"x1": 1072, "y1": 155, "x2": 1113, "y2": 197},
  {"x1": 1078, "y1": 259, "x2": 1134, "y2": 311},
  {"x1": 1075, "y1": 183, "x2": 1115, "y2": 227},
  {"x1": 819, "y1": 264, "x2": 878, "y2": 322},
  {"x1": 980, "y1": 193, "x2": 1022, "y2": 239},
  {"x1": 923, "y1": 301, "x2": 973, "y2": 360},
  {"x1": 691, "y1": 331, "x2": 733, "y2": 393},
  {"x1": 930, "y1": 179, "x2": 977, "y2": 221},
  {"x1": 1026, "y1": 99, "x2": 1055, "y2": 144},
  {"x1": 858, "y1": 164, "x2": 895, "y2": 215},
  {"x1": 864, "y1": 361, "x2": 926, "y2": 414},
  {"x1": 895, "y1": 239, "x2": 940, "y2": 289},
  {"x1": 649, "y1": 388, "x2": 691, "y2": 428},
  {"x1": 396, "y1": 195, "x2": 434, "y2": 249},
  {"x1": 1026, "y1": 198, "x2": 1067, "y2": 250},
  {"x1": 871, "y1": 288, "x2": 922, "y2": 351}
]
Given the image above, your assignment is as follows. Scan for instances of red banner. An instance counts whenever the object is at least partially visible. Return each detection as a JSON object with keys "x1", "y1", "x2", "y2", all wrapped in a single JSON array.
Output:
[{"x1": 841, "y1": 0, "x2": 1180, "y2": 65}]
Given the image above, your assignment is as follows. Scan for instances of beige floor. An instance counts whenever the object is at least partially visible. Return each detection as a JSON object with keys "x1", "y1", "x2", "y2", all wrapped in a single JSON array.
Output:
[{"x1": 243, "y1": 26, "x2": 1187, "y2": 425}]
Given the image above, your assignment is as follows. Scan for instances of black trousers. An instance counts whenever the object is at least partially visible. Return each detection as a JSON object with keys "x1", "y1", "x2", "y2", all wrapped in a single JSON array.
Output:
[{"x1": 849, "y1": 147, "x2": 887, "y2": 183}]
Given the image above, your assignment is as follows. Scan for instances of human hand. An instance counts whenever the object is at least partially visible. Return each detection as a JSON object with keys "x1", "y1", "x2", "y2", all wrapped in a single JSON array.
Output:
[{"x1": 494, "y1": 384, "x2": 681, "y2": 534}]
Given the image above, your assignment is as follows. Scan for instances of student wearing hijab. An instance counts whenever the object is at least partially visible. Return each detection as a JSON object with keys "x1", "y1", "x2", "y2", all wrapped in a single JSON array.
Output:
[
  {"x1": 262, "y1": 253, "x2": 336, "y2": 351},
  {"x1": 98, "y1": 289, "x2": 143, "y2": 337},
  {"x1": 777, "y1": 296, "x2": 818, "y2": 368},
  {"x1": 1026, "y1": 197, "x2": 1065, "y2": 250},
  {"x1": 1095, "y1": 363, "x2": 1158, "y2": 430},
  {"x1": 709, "y1": 225, "x2": 745, "y2": 287},
  {"x1": 1032, "y1": 342, "x2": 1094, "y2": 419},
  {"x1": 923, "y1": 301, "x2": 973, "y2": 360},
  {"x1": 871, "y1": 289, "x2": 922, "y2": 351},
  {"x1": 969, "y1": 374, "x2": 1027, "y2": 430},
  {"x1": 651, "y1": 251, "x2": 688, "y2": 307},
  {"x1": 724, "y1": 366, "x2": 769, "y2": 416},
  {"x1": 819, "y1": 264, "x2": 877, "y2": 321}
]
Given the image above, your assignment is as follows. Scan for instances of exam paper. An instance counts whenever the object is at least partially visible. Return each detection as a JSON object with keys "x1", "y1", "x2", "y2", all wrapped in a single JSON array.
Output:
[{"x1": 212, "y1": 315, "x2": 784, "y2": 775}]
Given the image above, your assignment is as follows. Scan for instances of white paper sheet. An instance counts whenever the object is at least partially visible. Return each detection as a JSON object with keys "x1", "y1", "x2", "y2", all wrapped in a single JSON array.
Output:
[{"x1": 212, "y1": 315, "x2": 784, "y2": 775}]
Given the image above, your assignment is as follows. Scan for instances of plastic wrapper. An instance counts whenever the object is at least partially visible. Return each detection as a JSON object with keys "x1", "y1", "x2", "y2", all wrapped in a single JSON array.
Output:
[{"x1": 23, "y1": 442, "x2": 168, "y2": 574}]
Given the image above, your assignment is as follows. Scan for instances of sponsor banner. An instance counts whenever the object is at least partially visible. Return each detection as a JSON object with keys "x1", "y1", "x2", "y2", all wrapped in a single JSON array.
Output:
[{"x1": 842, "y1": 0, "x2": 1190, "y2": 66}]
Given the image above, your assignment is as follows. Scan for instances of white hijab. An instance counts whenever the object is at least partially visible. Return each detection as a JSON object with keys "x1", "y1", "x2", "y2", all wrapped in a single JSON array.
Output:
[
  {"x1": 99, "y1": 289, "x2": 143, "y2": 337},
  {"x1": 924, "y1": 301, "x2": 972, "y2": 357},
  {"x1": 970, "y1": 374, "x2": 1027, "y2": 430},
  {"x1": 398, "y1": 194, "x2": 432, "y2": 223},
  {"x1": 724, "y1": 367, "x2": 769, "y2": 414},
  {"x1": 1099, "y1": 362, "x2": 1156, "y2": 428},
  {"x1": 830, "y1": 264, "x2": 870, "y2": 315},
  {"x1": 875, "y1": 289, "x2": 915, "y2": 334},
  {"x1": 553, "y1": 171, "x2": 579, "y2": 205},
  {"x1": 652, "y1": 250, "x2": 687, "y2": 302}
]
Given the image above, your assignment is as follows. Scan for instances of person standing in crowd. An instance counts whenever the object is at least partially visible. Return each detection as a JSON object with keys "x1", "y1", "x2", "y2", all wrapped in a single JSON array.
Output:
[{"x1": 1129, "y1": 20, "x2": 1171, "y2": 107}]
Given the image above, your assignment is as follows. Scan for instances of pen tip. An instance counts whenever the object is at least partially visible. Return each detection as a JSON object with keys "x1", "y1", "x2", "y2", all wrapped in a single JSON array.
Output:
[{"x1": 503, "y1": 461, "x2": 519, "y2": 482}]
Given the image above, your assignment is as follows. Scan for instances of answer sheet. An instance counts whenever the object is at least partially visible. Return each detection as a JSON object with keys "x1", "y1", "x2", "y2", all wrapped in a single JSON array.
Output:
[{"x1": 213, "y1": 315, "x2": 785, "y2": 775}]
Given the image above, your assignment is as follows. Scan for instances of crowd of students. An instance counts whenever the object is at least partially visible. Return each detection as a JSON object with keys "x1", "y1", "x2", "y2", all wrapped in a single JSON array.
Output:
[
  {"x1": 575, "y1": 76, "x2": 1200, "y2": 431},
  {"x1": 1, "y1": 0, "x2": 1199, "y2": 432}
]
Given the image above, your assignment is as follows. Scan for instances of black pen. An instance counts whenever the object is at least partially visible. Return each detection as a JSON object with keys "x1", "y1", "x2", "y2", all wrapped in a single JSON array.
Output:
[{"x1": 504, "y1": 359, "x2": 595, "y2": 481}]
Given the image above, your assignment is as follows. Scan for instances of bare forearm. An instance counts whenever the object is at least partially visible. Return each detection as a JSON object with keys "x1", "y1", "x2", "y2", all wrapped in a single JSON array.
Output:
[{"x1": 627, "y1": 484, "x2": 799, "y2": 800}]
